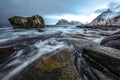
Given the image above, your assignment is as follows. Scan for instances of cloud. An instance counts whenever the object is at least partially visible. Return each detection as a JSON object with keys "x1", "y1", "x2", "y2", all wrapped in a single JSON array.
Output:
[
  {"x1": 45, "y1": 13, "x2": 100, "y2": 24},
  {"x1": 95, "y1": 9, "x2": 107, "y2": 13},
  {"x1": 94, "y1": 2, "x2": 120, "y2": 13},
  {"x1": 94, "y1": 5, "x2": 108, "y2": 13},
  {"x1": 0, "y1": 0, "x2": 120, "y2": 25},
  {"x1": 108, "y1": 2, "x2": 120, "y2": 9},
  {"x1": 0, "y1": 0, "x2": 81, "y2": 24}
]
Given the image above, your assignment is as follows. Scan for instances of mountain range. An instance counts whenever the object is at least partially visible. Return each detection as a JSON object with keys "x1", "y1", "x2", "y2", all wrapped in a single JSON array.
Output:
[
  {"x1": 90, "y1": 5, "x2": 120, "y2": 26},
  {"x1": 56, "y1": 19, "x2": 82, "y2": 25}
]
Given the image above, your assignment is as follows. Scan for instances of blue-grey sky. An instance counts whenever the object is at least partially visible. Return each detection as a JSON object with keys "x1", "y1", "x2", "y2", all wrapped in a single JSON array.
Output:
[
  {"x1": 95, "y1": 2, "x2": 120, "y2": 13},
  {"x1": 0, "y1": 0, "x2": 120, "y2": 25}
]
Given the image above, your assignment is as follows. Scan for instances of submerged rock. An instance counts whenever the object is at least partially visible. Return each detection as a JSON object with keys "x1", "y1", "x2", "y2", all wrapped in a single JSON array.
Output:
[
  {"x1": 0, "y1": 32, "x2": 62, "y2": 65},
  {"x1": 101, "y1": 31, "x2": 120, "y2": 50},
  {"x1": 9, "y1": 15, "x2": 44, "y2": 29},
  {"x1": 0, "y1": 32, "x2": 61, "y2": 47},
  {"x1": 99, "y1": 31, "x2": 113, "y2": 36},
  {"x1": 0, "y1": 47, "x2": 15, "y2": 63}
]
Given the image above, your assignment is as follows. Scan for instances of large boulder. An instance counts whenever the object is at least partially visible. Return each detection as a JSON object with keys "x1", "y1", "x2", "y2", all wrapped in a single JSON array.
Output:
[
  {"x1": 73, "y1": 44, "x2": 120, "y2": 80},
  {"x1": 8, "y1": 15, "x2": 44, "y2": 29},
  {"x1": 101, "y1": 31, "x2": 120, "y2": 50},
  {"x1": 0, "y1": 47, "x2": 15, "y2": 63}
]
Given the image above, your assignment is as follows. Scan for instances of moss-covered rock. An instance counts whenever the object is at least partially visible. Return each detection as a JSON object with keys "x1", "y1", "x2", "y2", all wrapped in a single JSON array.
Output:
[{"x1": 13, "y1": 49, "x2": 81, "y2": 80}]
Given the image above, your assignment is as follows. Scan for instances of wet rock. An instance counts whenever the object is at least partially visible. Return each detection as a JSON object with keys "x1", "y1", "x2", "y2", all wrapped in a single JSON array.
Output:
[
  {"x1": 0, "y1": 32, "x2": 62, "y2": 47},
  {"x1": 73, "y1": 44, "x2": 120, "y2": 80},
  {"x1": 111, "y1": 27, "x2": 116, "y2": 31},
  {"x1": 99, "y1": 31, "x2": 112, "y2": 36},
  {"x1": 87, "y1": 32, "x2": 97, "y2": 35},
  {"x1": 9, "y1": 15, "x2": 44, "y2": 29},
  {"x1": 13, "y1": 49, "x2": 81, "y2": 80},
  {"x1": 101, "y1": 31, "x2": 120, "y2": 50},
  {"x1": 0, "y1": 32, "x2": 62, "y2": 64},
  {"x1": 84, "y1": 29, "x2": 87, "y2": 31},
  {"x1": 68, "y1": 34, "x2": 88, "y2": 39},
  {"x1": 68, "y1": 33, "x2": 100, "y2": 39},
  {"x1": 76, "y1": 25, "x2": 84, "y2": 28},
  {"x1": 0, "y1": 47, "x2": 15, "y2": 63},
  {"x1": 38, "y1": 28, "x2": 44, "y2": 32}
]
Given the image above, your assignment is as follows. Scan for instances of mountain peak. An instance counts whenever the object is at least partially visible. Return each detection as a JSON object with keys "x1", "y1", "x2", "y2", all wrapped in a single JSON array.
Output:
[
  {"x1": 56, "y1": 19, "x2": 82, "y2": 25},
  {"x1": 91, "y1": 4, "x2": 120, "y2": 26},
  {"x1": 112, "y1": 5, "x2": 120, "y2": 12},
  {"x1": 105, "y1": 9, "x2": 112, "y2": 13}
]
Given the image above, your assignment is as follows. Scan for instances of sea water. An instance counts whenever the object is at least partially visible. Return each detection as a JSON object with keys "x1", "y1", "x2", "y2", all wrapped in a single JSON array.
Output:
[{"x1": 0, "y1": 25, "x2": 106, "y2": 80}]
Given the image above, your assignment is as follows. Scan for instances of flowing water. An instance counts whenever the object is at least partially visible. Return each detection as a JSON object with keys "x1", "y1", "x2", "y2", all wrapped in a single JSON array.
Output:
[{"x1": 0, "y1": 25, "x2": 112, "y2": 80}]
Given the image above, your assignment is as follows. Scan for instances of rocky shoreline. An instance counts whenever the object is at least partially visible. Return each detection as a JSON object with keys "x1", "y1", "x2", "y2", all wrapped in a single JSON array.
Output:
[
  {"x1": 0, "y1": 29, "x2": 119, "y2": 80},
  {"x1": 76, "y1": 24, "x2": 120, "y2": 30},
  {"x1": 8, "y1": 34, "x2": 120, "y2": 80},
  {"x1": 0, "y1": 1, "x2": 120, "y2": 80},
  {"x1": 0, "y1": 14, "x2": 120, "y2": 80}
]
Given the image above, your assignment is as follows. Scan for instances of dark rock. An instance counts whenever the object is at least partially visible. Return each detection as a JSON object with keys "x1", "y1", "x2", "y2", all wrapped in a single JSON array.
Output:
[
  {"x1": 0, "y1": 32, "x2": 62, "y2": 64},
  {"x1": 73, "y1": 44, "x2": 120, "y2": 80},
  {"x1": 76, "y1": 25, "x2": 84, "y2": 28},
  {"x1": 38, "y1": 28, "x2": 44, "y2": 32},
  {"x1": 84, "y1": 29, "x2": 87, "y2": 31},
  {"x1": 0, "y1": 47, "x2": 15, "y2": 63},
  {"x1": 9, "y1": 15, "x2": 44, "y2": 29},
  {"x1": 67, "y1": 32, "x2": 100, "y2": 39},
  {"x1": 12, "y1": 49, "x2": 81, "y2": 80},
  {"x1": 0, "y1": 32, "x2": 62, "y2": 47},
  {"x1": 99, "y1": 31, "x2": 112, "y2": 36},
  {"x1": 101, "y1": 31, "x2": 120, "y2": 50},
  {"x1": 2, "y1": 37, "x2": 120, "y2": 80}
]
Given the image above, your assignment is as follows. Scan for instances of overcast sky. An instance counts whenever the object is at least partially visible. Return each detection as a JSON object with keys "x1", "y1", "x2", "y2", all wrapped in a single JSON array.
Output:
[{"x1": 0, "y1": 0, "x2": 120, "y2": 25}]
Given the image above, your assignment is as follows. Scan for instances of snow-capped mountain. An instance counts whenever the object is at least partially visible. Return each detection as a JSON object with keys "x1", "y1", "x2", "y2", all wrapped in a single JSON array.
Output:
[
  {"x1": 91, "y1": 5, "x2": 120, "y2": 26},
  {"x1": 112, "y1": 5, "x2": 120, "y2": 12}
]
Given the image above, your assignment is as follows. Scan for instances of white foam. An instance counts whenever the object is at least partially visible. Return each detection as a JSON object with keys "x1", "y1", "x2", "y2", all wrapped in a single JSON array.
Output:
[{"x1": 1, "y1": 38, "x2": 66, "y2": 80}]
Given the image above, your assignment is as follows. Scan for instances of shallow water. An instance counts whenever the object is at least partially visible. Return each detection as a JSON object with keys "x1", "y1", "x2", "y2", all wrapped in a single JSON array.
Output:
[{"x1": 0, "y1": 25, "x2": 109, "y2": 80}]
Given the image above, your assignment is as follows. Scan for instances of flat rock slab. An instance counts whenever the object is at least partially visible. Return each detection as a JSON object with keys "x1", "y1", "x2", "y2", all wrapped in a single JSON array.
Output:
[
  {"x1": 73, "y1": 43, "x2": 120, "y2": 80},
  {"x1": 12, "y1": 49, "x2": 81, "y2": 80}
]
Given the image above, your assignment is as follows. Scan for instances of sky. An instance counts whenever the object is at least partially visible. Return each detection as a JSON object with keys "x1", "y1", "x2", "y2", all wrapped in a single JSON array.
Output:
[{"x1": 0, "y1": 0, "x2": 120, "y2": 25}]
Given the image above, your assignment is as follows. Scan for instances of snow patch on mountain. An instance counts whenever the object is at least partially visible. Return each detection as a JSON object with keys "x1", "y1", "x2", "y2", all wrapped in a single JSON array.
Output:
[{"x1": 91, "y1": 4, "x2": 120, "y2": 26}]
